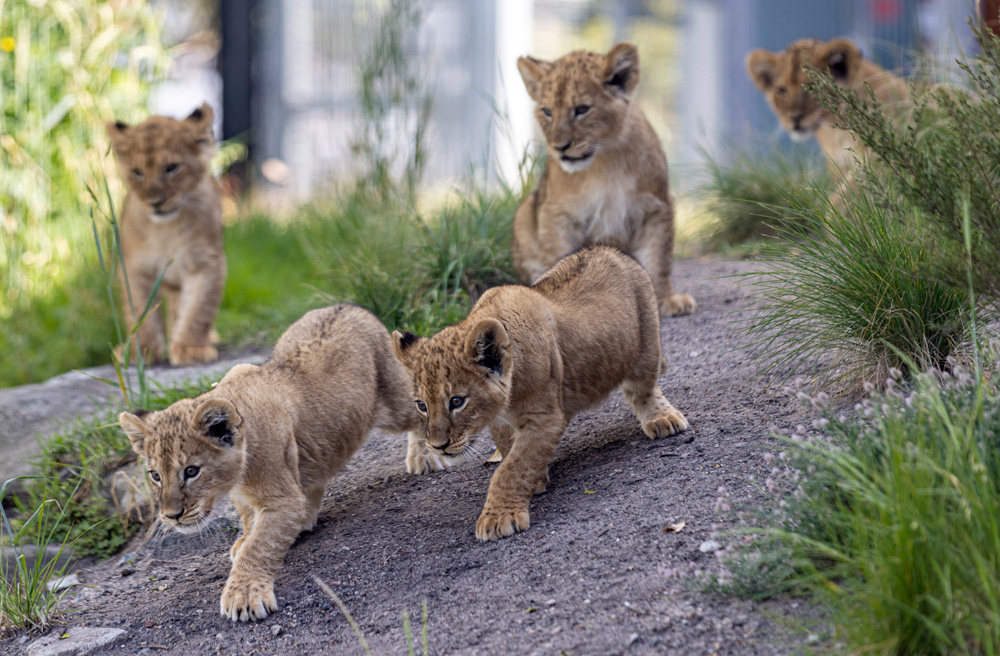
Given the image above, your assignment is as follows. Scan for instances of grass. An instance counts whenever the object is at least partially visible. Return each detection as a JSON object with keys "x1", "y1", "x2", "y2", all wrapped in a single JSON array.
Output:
[
  {"x1": 741, "y1": 188, "x2": 975, "y2": 392},
  {"x1": 752, "y1": 357, "x2": 1000, "y2": 655},
  {"x1": 314, "y1": 575, "x2": 429, "y2": 655},
  {"x1": 1, "y1": 478, "x2": 76, "y2": 634},
  {"x1": 695, "y1": 146, "x2": 832, "y2": 254}
]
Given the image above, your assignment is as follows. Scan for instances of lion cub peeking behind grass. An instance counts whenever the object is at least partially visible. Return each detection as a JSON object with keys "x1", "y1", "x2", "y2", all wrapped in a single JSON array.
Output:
[
  {"x1": 119, "y1": 305, "x2": 420, "y2": 621},
  {"x1": 392, "y1": 245, "x2": 690, "y2": 541},
  {"x1": 512, "y1": 42, "x2": 695, "y2": 318},
  {"x1": 107, "y1": 103, "x2": 225, "y2": 365}
]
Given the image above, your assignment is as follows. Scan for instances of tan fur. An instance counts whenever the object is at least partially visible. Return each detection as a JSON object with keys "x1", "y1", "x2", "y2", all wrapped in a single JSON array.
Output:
[
  {"x1": 107, "y1": 103, "x2": 226, "y2": 365},
  {"x1": 118, "y1": 305, "x2": 420, "y2": 621},
  {"x1": 512, "y1": 43, "x2": 695, "y2": 318},
  {"x1": 746, "y1": 37, "x2": 910, "y2": 174},
  {"x1": 392, "y1": 245, "x2": 689, "y2": 542}
]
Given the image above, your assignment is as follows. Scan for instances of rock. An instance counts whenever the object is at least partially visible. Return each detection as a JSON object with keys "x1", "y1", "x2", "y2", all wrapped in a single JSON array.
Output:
[
  {"x1": 699, "y1": 540, "x2": 721, "y2": 553},
  {"x1": 626, "y1": 632, "x2": 640, "y2": 646},
  {"x1": 270, "y1": 624, "x2": 283, "y2": 637},
  {"x1": 45, "y1": 572, "x2": 80, "y2": 592},
  {"x1": 27, "y1": 627, "x2": 126, "y2": 656},
  {"x1": 0, "y1": 544, "x2": 76, "y2": 583}
]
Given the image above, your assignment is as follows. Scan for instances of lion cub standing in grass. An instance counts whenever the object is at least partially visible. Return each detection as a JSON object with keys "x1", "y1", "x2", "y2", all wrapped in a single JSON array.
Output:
[
  {"x1": 107, "y1": 103, "x2": 225, "y2": 365},
  {"x1": 392, "y1": 245, "x2": 689, "y2": 541},
  {"x1": 513, "y1": 42, "x2": 694, "y2": 318},
  {"x1": 119, "y1": 305, "x2": 420, "y2": 621}
]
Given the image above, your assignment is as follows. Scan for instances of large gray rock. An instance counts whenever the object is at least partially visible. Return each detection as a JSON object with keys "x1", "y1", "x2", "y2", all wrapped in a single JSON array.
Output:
[
  {"x1": 27, "y1": 626, "x2": 126, "y2": 656},
  {"x1": 0, "y1": 353, "x2": 267, "y2": 495}
]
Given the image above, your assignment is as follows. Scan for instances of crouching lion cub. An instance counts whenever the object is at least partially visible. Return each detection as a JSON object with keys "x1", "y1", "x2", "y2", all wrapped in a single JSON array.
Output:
[
  {"x1": 119, "y1": 304, "x2": 419, "y2": 621},
  {"x1": 392, "y1": 245, "x2": 689, "y2": 541}
]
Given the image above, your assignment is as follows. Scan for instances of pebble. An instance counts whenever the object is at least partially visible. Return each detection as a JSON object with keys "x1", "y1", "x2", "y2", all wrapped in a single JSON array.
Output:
[
  {"x1": 270, "y1": 624, "x2": 283, "y2": 637},
  {"x1": 627, "y1": 632, "x2": 640, "y2": 646},
  {"x1": 699, "y1": 540, "x2": 722, "y2": 553},
  {"x1": 545, "y1": 599, "x2": 556, "y2": 606}
]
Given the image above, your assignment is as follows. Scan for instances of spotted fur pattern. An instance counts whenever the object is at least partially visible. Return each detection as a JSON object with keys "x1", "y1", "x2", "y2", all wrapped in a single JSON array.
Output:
[
  {"x1": 512, "y1": 43, "x2": 695, "y2": 318},
  {"x1": 107, "y1": 103, "x2": 225, "y2": 365},
  {"x1": 119, "y1": 305, "x2": 420, "y2": 621},
  {"x1": 393, "y1": 246, "x2": 689, "y2": 542}
]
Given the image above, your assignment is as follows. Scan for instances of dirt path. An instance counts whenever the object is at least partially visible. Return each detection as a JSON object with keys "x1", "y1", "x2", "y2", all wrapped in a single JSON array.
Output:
[{"x1": 13, "y1": 258, "x2": 820, "y2": 656}]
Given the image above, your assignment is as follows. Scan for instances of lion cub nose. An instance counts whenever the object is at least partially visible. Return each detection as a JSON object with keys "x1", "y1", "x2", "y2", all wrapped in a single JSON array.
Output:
[
  {"x1": 165, "y1": 508, "x2": 185, "y2": 521},
  {"x1": 554, "y1": 141, "x2": 573, "y2": 152},
  {"x1": 430, "y1": 438, "x2": 451, "y2": 451}
]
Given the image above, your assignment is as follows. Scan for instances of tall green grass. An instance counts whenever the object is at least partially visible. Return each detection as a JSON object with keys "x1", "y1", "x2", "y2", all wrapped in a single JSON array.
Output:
[
  {"x1": 742, "y1": 189, "x2": 973, "y2": 391},
  {"x1": 762, "y1": 357, "x2": 1000, "y2": 655},
  {"x1": 697, "y1": 146, "x2": 831, "y2": 253}
]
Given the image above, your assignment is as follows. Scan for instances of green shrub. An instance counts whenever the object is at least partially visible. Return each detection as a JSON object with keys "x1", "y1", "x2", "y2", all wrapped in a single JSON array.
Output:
[
  {"x1": 742, "y1": 189, "x2": 973, "y2": 391},
  {"x1": 812, "y1": 24, "x2": 1000, "y2": 302},
  {"x1": 697, "y1": 147, "x2": 831, "y2": 252},
  {"x1": 759, "y1": 356, "x2": 1000, "y2": 655}
]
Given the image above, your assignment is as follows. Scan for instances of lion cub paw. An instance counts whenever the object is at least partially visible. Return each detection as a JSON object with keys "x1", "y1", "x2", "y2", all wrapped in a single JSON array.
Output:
[
  {"x1": 114, "y1": 340, "x2": 162, "y2": 365},
  {"x1": 169, "y1": 343, "x2": 218, "y2": 366},
  {"x1": 475, "y1": 505, "x2": 530, "y2": 541},
  {"x1": 220, "y1": 574, "x2": 276, "y2": 622},
  {"x1": 642, "y1": 410, "x2": 690, "y2": 439},
  {"x1": 659, "y1": 294, "x2": 696, "y2": 318},
  {"x1": 405, "y1": 446, "x2": 455, "y2": 476}
]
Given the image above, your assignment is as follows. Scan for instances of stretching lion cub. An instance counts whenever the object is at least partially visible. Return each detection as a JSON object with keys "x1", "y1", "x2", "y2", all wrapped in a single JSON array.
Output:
[
  {"x1": 119, "y1": 305, "x2": 419, "y2": 621},
  {"x1": 392, "y1": 245, "x2": 689, "y2": 541},
  {"x1": 107, "y1": 103, "x2": 225, "y2": 365},
  {"x1": 513, "y1": 43, "x2": 694, "y2": 318}
]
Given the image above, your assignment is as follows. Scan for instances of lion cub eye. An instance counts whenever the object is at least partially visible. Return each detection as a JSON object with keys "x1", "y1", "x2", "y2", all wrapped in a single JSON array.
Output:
[
  {"x1": 541, "y1": 107, "x2": 552, "y2": 118},
  {"x1": 184, "y1": 466, "x2": 200, "y2": 480},
  {"x1": 415, "y1": 400, "x2": 427, "y2": 414},
  {"x1": 449, "y1": 395, "x2": 466, "y2": 410},
  {"x1": 776, "y1": 86, "x2": 788, "y2": 97},
  {"x1": 574, "y1": 104, "x2": 590, "y2": 117},
  {"x1": 164, "y1": 162, "x2": 179, "y2": 175},
  {"x1": 132, "y1": 168, "x2": 143, "y2": 179},
  {"x1": 149, "y1": 471, "x2": 161, "y2": 483}
]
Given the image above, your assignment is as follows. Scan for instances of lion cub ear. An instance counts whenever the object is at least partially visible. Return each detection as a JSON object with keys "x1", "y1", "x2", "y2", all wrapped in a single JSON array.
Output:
[
  {"x1": 192, "y1": 398, "x2": 241, "y2": 447},
  {"x1": 517, "y1": 56, "x2": 551, "y2": 102},
  {"x1": 119, "y1": 409, "x2": 150, "y2": 456},
  {"x1": 463, "y1": 319, "x2": 510, "y2": 378},
  {"x1": 818, "y1": 38, "x2": 862, "y2": 83},
  {"x1": 391, "y1": 330, "x2": 423, "y2": 367},
  {"x1": 602, "y1": 42, "x2": 640, "y2": 97},
  {"x1": 185, "y1": 102, "x2": 215, "y2": 147},
  {"x1": 746, "y1": 50, "x2": 778, "y2": 90},
  {"x1": 106, "y1": 120, "x2": 132, "y2": 156}
]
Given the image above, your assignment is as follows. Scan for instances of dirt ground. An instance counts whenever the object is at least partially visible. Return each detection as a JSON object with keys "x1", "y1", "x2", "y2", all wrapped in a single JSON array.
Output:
[{"x1": 9, "y1": 258, "x2": 823, "y2": 656}]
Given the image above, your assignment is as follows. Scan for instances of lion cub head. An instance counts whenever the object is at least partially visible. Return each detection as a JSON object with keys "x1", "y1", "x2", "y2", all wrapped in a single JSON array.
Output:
[
  {"x1": 746, "y1": 38, "x2": 864, "y2": 140},
  {"x1": 392, "y1": 320, "x2": 513, "y2": 461},
  {"x1": 517, "y1": 42, "x2": 640, "y2": 173},
  {"x1": 107, "y1": 103, "x2": 215, "y2": 222},
  {"x1": 119, "y1": 397, "x2": 243, "y2": 534}
]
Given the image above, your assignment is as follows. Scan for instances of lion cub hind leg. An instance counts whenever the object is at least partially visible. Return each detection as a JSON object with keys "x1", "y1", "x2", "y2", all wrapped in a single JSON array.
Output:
[{"x1": 620, "y1": 321, "x2": 689, "y2": 439}]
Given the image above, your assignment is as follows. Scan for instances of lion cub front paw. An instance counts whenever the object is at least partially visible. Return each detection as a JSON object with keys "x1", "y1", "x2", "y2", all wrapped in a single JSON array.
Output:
[
  {"x1": 115, "y1": 340, "x2": 162, "y2": 365},
  {"x1": 475, "y1": 504, "x2": 530, "y2": 541},
  {"x1": 659, "y1": 293, "x2": 696, "y2": 318},
  {"x1": 220, "y1": 573, "x2": 276, "y2": 622},
  {"x1": 642, "y1": 409, "x2": 690, "y2": 439},
  {"x1": 169, "y1": 343, "x2": 218, "y2": 366},
  {"x1": 405, "y1": 445, "x2": 455, "y2": 476}
]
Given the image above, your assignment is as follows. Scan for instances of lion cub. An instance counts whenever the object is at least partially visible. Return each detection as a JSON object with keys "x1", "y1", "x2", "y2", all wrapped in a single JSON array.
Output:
[
  {"x1": 107, "y1": 103, "x2": 225, "y2": 365},
  {"x1": 392, "y1": 245, "x2": 689, "y2": 541},
  {"x1": 119, "y1": 305, "x2": 419, "y2": 621},
  {"x1": 513, "y1": 42, "x2": 695, "y2": 318}
]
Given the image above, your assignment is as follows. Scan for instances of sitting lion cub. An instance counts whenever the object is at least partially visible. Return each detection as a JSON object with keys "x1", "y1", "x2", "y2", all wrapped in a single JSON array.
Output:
[
  {"x1": 107, "y1": 103, "x2": 225, "y2": 365},
  {"x1": 392, "y1": 245, "x2": 689, "y2": 541},
  {"x1": 119, "y1": 304, "x2": 419, "y2": 621},
  {"x1": 513, "y1": 43, "x2": 694, "y2": 318}
]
